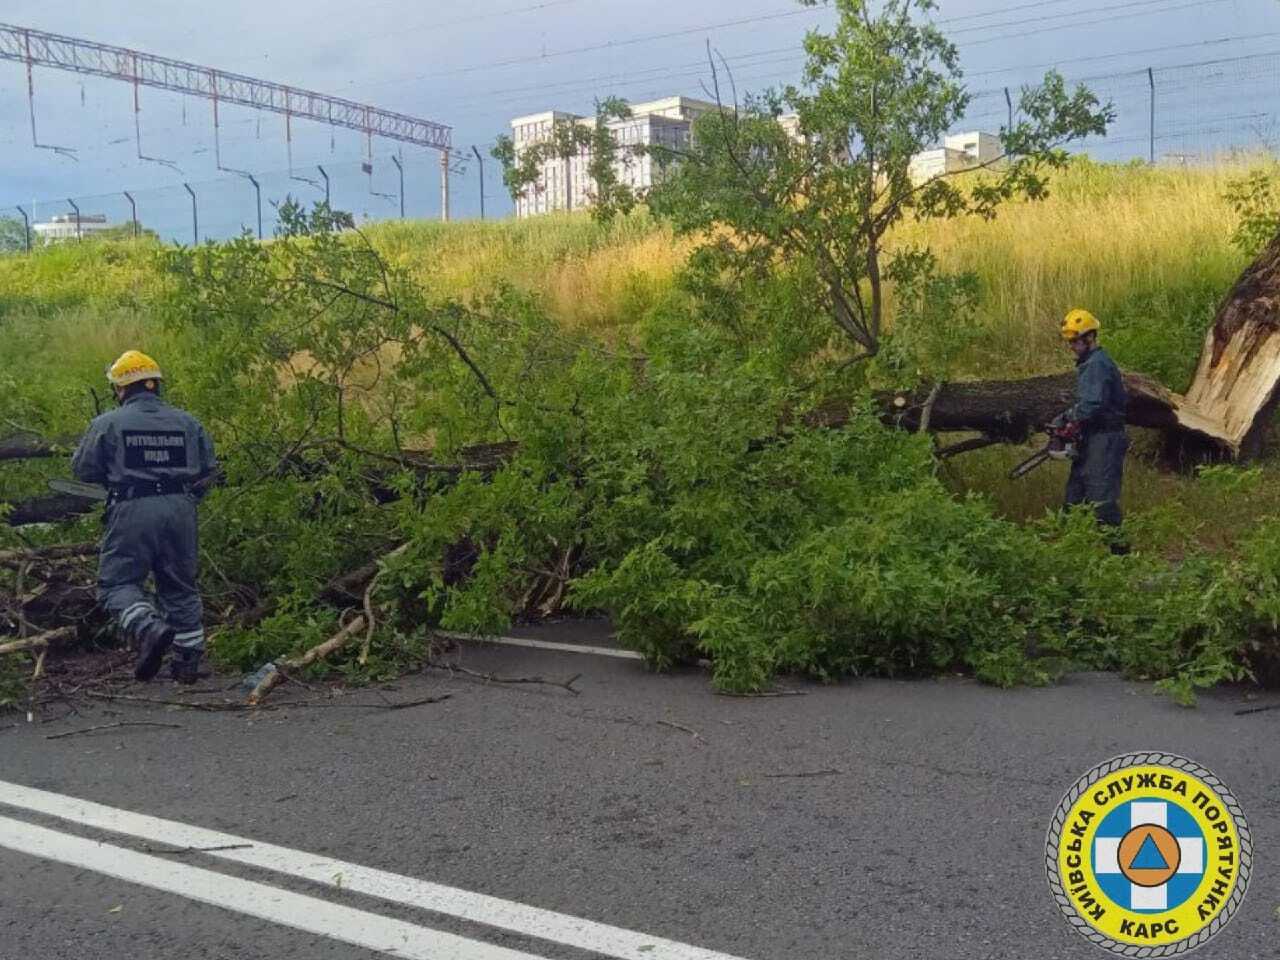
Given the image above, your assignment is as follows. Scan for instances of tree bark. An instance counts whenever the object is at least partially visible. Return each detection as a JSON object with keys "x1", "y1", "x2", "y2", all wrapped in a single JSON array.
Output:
[
  {"x1": 0, "y1": 434, "x2": 68, "y2": 462},
  {"x1": 809, "y1": 371, "x2": 1218, "y2": 444},
  {"x1": 4, "y1": 494, "x2": 97, "y2": 527},
  {"x1": 1180, "y1": 229, "x2": 1280, "y2": 458}
]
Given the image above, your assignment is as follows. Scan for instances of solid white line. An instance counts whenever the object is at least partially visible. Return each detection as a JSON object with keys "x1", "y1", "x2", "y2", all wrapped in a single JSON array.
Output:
[
  {"x1": 437, "y1": 631, "x2": 645, "y2": 660},
  {"x1": 0, "y1": 815, "x2": 541, "y2": 960},
  {"x1": 0, "y1": 780, "x2": 753, "y2": 960}
]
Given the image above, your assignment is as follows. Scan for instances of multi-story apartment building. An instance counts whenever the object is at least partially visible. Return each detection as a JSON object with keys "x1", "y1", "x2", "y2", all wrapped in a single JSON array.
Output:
[
  {"x1": 510, "y1": 98, "x2": 1001, "y2": 215},
  {"x1": 907, "y1": 131, "x2": 1003, "y2": 184},
  {"x1": 509, "y1": 96, "x2": 718, "y2": 218}
]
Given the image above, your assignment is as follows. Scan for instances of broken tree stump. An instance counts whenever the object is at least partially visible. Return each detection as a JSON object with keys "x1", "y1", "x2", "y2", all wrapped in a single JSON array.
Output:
[{"x1": 1180, "y1": 229, "x2": 1280, "y2": 458}]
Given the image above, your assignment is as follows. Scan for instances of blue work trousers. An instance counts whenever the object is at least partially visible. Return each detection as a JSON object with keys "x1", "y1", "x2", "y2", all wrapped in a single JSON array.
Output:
[
  {"x1": 1064, "y1": 429, "x2": 1129, "y2": 528},
  {"x1": 99, "y1": 494, "x2": 204, "y2": 652}
]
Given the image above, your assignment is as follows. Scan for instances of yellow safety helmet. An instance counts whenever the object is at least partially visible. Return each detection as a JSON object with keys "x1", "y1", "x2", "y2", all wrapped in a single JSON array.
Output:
[
  {"x1": 106, "y1": 350, "x2": 163, "y2": 387},
  {"x1": 1061, "y1": 308, "x2": 1100, "y2": 342}
]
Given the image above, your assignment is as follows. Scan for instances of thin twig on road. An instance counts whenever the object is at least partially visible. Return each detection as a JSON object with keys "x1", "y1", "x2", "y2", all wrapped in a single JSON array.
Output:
[
  {"x1": 46, "y1": 720, "x2": 184, "y2": 740},
  {"x1": 763, "y1": 768, "x2": 845, "y2": 779},
  {"x1": 85, "y1": 690, "x2": 451, "y2": 713},
  {"x1": 1235, "y1": 703, "x2": 1280, "y2": 716},
  {"x1": 143, "y1": 843, "x2": 253, "y2": 856},
  {"x1": 714, "y1": 689, "x2": 808, "y2": 698},
  {"x1": 656, "y1": 719, "x2": 704, "y2": 743},
  {"x1": 429, "y1": 661, "x2": 582, "y2": 695}
]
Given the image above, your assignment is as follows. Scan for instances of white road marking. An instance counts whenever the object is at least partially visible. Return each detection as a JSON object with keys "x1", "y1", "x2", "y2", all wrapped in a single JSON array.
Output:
[
  {"x1": 0, "y1": 780, "x2": 753, "y2": 960},
  {"x1": 436, "y1": 631, "x2": 645, "y2": 660},
  {"x1": 0, "y1": 815, "x2": 542, "y2": 960}
]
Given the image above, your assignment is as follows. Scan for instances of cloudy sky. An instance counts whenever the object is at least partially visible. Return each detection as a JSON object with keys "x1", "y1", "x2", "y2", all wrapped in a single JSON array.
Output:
[{"x1": 2, "y1": 0, "x2": 1279, "y2": 237}]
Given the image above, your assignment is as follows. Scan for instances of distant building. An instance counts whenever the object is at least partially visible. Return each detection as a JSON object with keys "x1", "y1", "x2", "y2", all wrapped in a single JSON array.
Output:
[
  {"x1": 509, "y1": 96, "x2": 719, "y2": 218},
  {"x1": 907, "y1": 131, "x2": 1004, "y2": 184},
  {"x1": 32, "y1": 213, "x2": 116, "y2": 243}
]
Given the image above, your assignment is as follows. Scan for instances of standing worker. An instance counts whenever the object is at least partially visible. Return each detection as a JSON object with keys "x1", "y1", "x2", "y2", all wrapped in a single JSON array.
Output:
[
  {"x1": 1058, "y1": 309, "x2": 1129, "y2": 549},
  {"x1": 71, "y1": 351, "x2": 217, "y2": 683}
]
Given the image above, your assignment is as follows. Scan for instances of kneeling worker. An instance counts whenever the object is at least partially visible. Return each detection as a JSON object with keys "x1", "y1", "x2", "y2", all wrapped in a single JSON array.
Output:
[
  {"x1": 71, "y1": 351, "x2": 218, "y2": 683},
  {"x1": 1058, "y1": 309, "x2": 1129, "y2": 542}
]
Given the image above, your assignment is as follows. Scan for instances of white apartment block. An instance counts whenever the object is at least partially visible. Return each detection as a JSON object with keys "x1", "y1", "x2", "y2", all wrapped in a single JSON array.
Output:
[
  {"x1": 509, "y1": 96, "x2": 718, "y2": 218},
  {"x1": 32, "y1": 213, "x2": 116, "y2": 242},
  {"x1": 907, "y1": 131, "x2": 1004, "y2": 184}
]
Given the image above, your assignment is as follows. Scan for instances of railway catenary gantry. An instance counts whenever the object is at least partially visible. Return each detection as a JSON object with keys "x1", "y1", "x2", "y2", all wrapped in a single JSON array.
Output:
[{"x1": 0, "y1": 23, "x2": 452, "y2": 152}]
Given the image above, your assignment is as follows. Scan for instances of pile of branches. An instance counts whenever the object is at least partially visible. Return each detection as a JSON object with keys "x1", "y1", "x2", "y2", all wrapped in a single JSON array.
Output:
[
  {"x1": 0, "y1": 432, "x2": 582, "y2": 707},
  {"x1": 0, "y1": 542, "x2": 100, "y2": 644}
]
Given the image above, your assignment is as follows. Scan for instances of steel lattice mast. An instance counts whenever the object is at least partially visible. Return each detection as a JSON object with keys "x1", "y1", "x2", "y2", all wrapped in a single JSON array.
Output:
[{"x1": 0, "y1": 23, "x2": 451, "y2": 152}]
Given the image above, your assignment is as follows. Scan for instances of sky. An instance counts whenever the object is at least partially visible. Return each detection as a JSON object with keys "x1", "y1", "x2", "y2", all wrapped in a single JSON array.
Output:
[{"x1": 2, "y1": 0, "x2": 1279, "y2": 238}]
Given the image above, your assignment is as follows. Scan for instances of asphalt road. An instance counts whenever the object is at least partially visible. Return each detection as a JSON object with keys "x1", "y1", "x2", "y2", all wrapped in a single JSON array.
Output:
[{"x1": 1, "y1": 621, "x2": 1277, "y2": 960}]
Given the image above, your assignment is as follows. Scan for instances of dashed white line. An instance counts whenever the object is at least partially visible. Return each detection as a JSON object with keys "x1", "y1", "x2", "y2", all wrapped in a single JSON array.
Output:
[
  {"x1": 0, "y1": 779, "x2": 753, "y2": 960},
  {"x1": 0, "y1": 814, "x2": 541, "y2": 960}
]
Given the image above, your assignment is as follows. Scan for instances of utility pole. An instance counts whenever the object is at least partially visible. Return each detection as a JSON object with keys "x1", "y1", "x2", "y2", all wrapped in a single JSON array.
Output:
[
  {"x1": 14, "y1": 205, "x2": 30, "y2": 252},
  {"x1": 183, "y1": 182, "x2": 198, "y2": 244},
  {"x1": 1148, "y1": 67, "x2": 1156, "y2": 166},
  {"x1": 471, "y1": 145, "x2": 485, "y2": 220},
  {"x1": 66, "y1": 197, "x2": 81, "y2": 241},
  {"x1": 391, "y1": 154, "x2": 405, "y2": 218},
  {"x1": 318, "y1": 165, "x2": 330, "y2": 206},
  {"x1": 1004, "y1": 87, "x2": 1013, "y2": 131},
  {"x1": 440, "y1": 151, "x2": 450, "y2": 223},
  {"x1": 122, "y1": 191, "x2": 138, "y2": 238},
  {"x1": 245, "y1": 173, "x2": 262, "y2": 239}
]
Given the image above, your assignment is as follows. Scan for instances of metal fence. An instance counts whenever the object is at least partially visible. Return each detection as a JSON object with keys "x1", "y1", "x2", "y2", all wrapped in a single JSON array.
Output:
[
  {"x1": 6, "y1": 148, "x2": 488, "y2": 249},
  {"x1": 5, "y1": 48, "x2": 1280, "y2": 247},
  {"x1": 961, "y1": 49, "x2": 1280, "y2": 163}
]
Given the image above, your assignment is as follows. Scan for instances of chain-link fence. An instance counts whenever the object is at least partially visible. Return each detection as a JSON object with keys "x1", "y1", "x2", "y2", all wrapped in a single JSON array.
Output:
[
  {"x1": 5, "y1": 147, "x2": 489, "y2": 248},
  {"x1": 958, "y1": 49, "x2": 1280, "y2": 163}
]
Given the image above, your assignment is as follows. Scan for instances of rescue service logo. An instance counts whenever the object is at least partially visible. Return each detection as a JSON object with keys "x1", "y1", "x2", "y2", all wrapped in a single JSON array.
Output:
[{"x1": 1045, "y1": 753, "x2": 1252, "y2": 956}]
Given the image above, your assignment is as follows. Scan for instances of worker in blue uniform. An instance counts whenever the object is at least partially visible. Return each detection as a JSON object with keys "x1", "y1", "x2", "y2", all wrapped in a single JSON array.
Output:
[
  {"x1": 1058, "y1": 309, "x2": 1130, "y2": 549},
  {"x1": 71, "y1": 351, "x2": 217, "y2": 683}
]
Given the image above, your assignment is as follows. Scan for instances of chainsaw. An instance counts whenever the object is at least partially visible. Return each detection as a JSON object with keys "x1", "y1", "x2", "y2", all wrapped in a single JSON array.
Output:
[{"x1": 1008, "y1": 420, "x2": 1082, "y2": 480}]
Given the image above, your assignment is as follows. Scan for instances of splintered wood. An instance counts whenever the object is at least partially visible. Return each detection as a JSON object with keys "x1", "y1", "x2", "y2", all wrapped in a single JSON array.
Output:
[{"x1": 1181, "y1": 231, "x2": 1280, "y2": 456}]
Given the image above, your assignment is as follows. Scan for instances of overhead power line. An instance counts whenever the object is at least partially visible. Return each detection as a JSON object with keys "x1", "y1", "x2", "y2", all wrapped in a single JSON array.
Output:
[
  {"x1": 356, "y1": 7, "x2": 823, "y2": 88},
  {"x1": 959, "y1": 0, "x2": 1232, "y2": 47},
  {"x1": 945, "y1": 0, "x2": 1196, "y2": 35}
]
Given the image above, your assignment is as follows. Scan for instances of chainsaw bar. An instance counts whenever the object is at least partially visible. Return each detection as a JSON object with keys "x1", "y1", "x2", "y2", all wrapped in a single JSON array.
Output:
[
  {"x1": 1008, "y1": 449, "x2": 1051, "y2": 480},
  {"x1": 47, "y1": 479, "x2": 109, "y2": 501}
]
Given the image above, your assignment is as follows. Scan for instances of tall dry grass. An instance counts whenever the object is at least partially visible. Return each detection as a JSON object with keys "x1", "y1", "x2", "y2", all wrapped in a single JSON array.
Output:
[{"x1": 895, "y1": 158, "x2": 1252, "y2": 384}]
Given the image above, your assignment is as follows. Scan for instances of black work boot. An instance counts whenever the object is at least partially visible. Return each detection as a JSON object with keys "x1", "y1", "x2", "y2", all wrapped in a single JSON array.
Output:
[
  {"x1": 134, "y1": 625, "x2": 176, "y2": 682},
  {"x1": 169, "y1": 647, "x2": 202, "y2": 685}
]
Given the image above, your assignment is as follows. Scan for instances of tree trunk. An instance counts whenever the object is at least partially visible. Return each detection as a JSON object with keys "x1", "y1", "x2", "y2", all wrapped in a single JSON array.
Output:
[
  {"x1": 5, "y1": 493, "x2": 97, "y2": 527},
  {"x1": 810, "y1": 371, "x2": 1214, "y2": 443},
  {"x1": 1180, "y1": 230, "x2": 1280, "y2": 458},
  {"x1": 0, "y1": 434, "x2": 67, "y2": 461}
]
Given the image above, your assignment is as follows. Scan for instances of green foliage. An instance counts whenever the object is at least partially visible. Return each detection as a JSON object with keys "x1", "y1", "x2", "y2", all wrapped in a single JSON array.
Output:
[
  {"x1": 1224, "y1": 167, "x2": 1280, "y2": 257},
  {"x1": 649, "y1": 0, "x2": 1112, "y2": 358},
  {"x1": 0, "y1": 655, "x2": 28, "y2": 709},
  {"x1": 877, "y1": 249, "x2": 982, "y2": 381},
  {"x1": 0, "y1": 216, "x2": 28, "y2": 254}
]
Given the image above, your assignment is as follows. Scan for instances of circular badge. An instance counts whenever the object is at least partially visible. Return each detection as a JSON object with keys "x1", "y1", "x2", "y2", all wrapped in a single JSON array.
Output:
[{"x1": 1046, "y1": 753, "x2": 1252, "y2": 956}]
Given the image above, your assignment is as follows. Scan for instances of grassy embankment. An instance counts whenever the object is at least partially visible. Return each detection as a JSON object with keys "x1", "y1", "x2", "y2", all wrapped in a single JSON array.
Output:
[{"x1": 2, "y1": 158, "x2": 1277, "y2": 552}]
